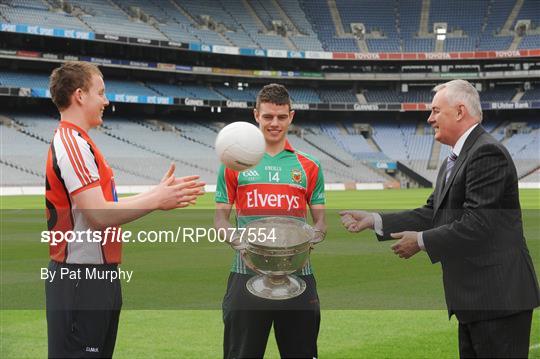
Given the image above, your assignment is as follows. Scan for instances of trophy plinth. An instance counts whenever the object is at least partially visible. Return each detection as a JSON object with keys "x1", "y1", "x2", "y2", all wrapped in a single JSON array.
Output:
[{"x1": 246, "y1": 274, "x2": 307, "y2": 300}]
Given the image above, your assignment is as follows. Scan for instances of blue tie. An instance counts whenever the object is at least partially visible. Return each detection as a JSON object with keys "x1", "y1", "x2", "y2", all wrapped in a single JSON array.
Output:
[{"x1": 445, "y1": 152, "x2": 458, "y2": 184}]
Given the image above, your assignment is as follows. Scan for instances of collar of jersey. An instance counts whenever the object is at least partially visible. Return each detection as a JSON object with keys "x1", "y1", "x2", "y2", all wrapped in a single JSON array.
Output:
[
  {"x1": 59, "y1": 121, "x2": 89, "y2": 136},
  {"x1": 264, "y1": 139, "x2": 295, "y2": 158}
]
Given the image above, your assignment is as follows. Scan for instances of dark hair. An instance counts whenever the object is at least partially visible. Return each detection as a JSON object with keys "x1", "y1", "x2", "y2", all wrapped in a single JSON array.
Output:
[
  {"x1": 49, "y1": 61, "x2": 103, "y2": 111},
  {"x1": 255, "y1": 83, "x2": 291, "y2": 110}
]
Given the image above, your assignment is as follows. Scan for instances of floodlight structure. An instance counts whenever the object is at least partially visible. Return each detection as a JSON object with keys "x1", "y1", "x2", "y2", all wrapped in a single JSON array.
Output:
[{"x1": 434, "y1": 23, "x2": 447, "y2": 41}]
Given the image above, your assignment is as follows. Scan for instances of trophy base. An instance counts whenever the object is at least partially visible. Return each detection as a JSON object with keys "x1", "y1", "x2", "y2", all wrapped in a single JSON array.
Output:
[{"x1": 246, "y1": 274, "x2": 306, "y2": 300}]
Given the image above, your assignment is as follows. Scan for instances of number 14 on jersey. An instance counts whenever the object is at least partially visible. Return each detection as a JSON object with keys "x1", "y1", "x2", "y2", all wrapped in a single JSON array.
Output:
[{"x1": 268, "y1": 171, "x2": 280, "y2": 182}]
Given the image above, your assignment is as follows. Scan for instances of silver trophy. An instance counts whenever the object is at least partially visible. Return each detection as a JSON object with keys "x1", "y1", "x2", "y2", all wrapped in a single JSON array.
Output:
[{"x1": 242, "y1": 217, "x2": 314, "y2": 300}]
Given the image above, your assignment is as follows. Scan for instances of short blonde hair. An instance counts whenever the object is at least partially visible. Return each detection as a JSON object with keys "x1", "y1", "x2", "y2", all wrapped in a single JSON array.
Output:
[
  {"x1": 49, "y1": 61, "x2": 103, "y2": 111},
  {"x1": 433, "y1": 79, "x2": 482, "y2": 122}
]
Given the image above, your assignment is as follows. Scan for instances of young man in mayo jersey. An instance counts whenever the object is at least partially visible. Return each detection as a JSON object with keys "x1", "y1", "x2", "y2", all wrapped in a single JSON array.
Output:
[
  {"x1": 215, "y1": 84, "x2": 327, "y2": 358},
  {"x1": 45, "y1": 61, "x2": 205, "y2": 358}
]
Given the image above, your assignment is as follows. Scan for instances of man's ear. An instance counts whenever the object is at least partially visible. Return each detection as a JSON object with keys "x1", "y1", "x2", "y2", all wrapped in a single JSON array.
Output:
[
  {"x1": 253, "y1": 108, "x2": 260, "y2": 124},
  {"x1": 72, "y1": 88, "x2": 84, "y2": 106},
  {"x1": 288, "y1": 110, "x2": 295, "y2": 124},
  {"x1": 456, "y1": 104, "x2": 467, "y2": 121}
]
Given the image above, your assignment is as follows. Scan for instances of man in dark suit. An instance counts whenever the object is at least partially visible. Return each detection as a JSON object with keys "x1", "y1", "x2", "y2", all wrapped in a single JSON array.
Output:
[{"x1": 340, "y1": 79, "x2": 539, "y2": 358}]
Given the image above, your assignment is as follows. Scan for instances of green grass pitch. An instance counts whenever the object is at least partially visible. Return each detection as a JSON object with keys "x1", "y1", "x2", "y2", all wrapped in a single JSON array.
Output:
[{"x1": 1, "y1": 189, "x2": 539, "y2": 358}]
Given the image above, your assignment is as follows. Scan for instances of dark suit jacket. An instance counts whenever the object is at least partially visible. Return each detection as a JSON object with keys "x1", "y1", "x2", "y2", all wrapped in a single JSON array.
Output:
[{"x1": 377, "y1": 125, "x2": 540, "y2": 323}]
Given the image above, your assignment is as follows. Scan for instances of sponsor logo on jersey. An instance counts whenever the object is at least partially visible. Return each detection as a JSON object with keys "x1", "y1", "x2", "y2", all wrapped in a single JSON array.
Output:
[
  {"x1": 246, "y1": 189, "x2": 300, "y2": 211},
  {"x1": 291, "y1": 169, "x2": 302, "y2": 183}
]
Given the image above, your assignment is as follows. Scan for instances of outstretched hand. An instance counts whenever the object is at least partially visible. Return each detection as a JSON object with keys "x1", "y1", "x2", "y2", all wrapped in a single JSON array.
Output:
[
  {"x1": 339, "y1": 210, "x2": 374, "y2": 233},
  {"x1": 156, "y1": 163, "x2": 205, "y2": 209}
]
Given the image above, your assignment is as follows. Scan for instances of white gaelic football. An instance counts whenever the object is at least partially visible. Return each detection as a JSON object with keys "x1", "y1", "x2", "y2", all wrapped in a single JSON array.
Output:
[{"x1": 215, "y1": 121, "x2": 265, "y2": 171}]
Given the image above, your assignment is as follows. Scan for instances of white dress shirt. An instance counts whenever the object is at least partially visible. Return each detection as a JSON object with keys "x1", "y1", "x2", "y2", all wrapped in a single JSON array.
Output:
[{"x1": 373, "y1": 123, "x2": 479, "y2": 250}]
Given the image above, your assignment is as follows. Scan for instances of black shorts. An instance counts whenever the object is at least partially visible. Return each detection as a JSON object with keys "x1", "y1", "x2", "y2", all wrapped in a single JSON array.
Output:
[
  {"x1": 222, "y1": 272, "x2": 320, "y2": 359},
  {"x1": 45, "y1": 261, "x2": 122, "y2": 358}
]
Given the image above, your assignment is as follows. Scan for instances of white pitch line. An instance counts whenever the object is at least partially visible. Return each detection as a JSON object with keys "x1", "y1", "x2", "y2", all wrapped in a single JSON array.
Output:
[{"x1": 530, "y1": 343, "x2": 540, "y2": 351}]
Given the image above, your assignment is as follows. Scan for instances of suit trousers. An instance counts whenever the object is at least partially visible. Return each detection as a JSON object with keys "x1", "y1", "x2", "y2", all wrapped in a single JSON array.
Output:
[{"x1": 458, "y1": 310, "x2": 533, "y2": 358}]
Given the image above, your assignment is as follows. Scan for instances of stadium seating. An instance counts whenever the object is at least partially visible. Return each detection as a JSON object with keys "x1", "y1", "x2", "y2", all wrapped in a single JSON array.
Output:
[
  {"x1": 0, "y1": 112, "x2": 397, "y2": 184},
  {"x1": 430, "y1": 0, "x2": 487, "y2": 38},
  {"x1": 444, "y1": 37, "x2": 476, "y2": 52},
  {"x1": 521, "y1": 85, "x2": 540, "y2": 101},
  {"x1": 288, "y1": 87, "x2": 322, "y2": 104},
  {"x1": 146, "y1": 82, "x2": 200, "y2": 98},
  {"x1": 477, "y1": 35, "x2": 513, "y2": 51},
  {"x1": 1, "y1": 0, "x2": 90, "y2": 31},
  {"x1": 367, "y1": 38, "x2": 401, "y2": 52},
  {"x1": 363, "y1": 88, "x2": 433, "y2": 103},
  {"x1": 480, "y1": 85, "x2": 517, "y2": 102},
  {"x1": 278, "y1": 0, "x2": 324, "y2": 51},
  {"x1": 336, "y1": 0, "x2": 398, "y2": 38},
  {"x1": 0, "y1": 71, "x2": 49, "y2": 89},
  {"x1": 1, "y1": 1, "x2": 539, "y2": 190},
  {"x1": 214, "y1": 85, "x2": 257, "y2": 102},
  {"x1": 402, "y1": 89, "x2": 433, "y2": 103},
  {"x1": 3, "y1": 70, "x2": 539, "y2": 107},
  {"x1": 2, "y1": 112, "x2": 538, "y2": 186},
  {"x1": 398, "y1": 0, "x2": 423, "y2": 45},
  {"x1": 70, "y1": 0, "x2": 168, "y2": 40},
  {"x1": 318, "y1": 88, "x2": 357, "y2": 103},
  {"x1": 513, "y1": 0, "x2": 540, "y2": 30},
  {"x1": 299, "y1": 0, "x2": 360, "y2": 52},
  {"x1": 105, "y1": 80, "x2": 159, "y2": 96},
  {"x1": 520, "y1": 35, "x2": 540, "y2": 50},
  {"x1": 1, "y1": 0, "x2": 539, "y2": 52},
  {"x1": 403, "y1": 39, "x2": 434, "y2": 53}
]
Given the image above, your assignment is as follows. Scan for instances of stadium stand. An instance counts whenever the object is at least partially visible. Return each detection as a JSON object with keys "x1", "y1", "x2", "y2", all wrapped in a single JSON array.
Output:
[
  {"x1": 1, "y1": 111, "x2": 538, "y2": 186},
  {"x1": 288, "y1": 87, "x2": 322, "y2": 104},
  {"x1": 0, "y1": 71, "x2": 50, "y2": 89},
  {"x1": 480, "y1": 85, "x2": 518, "y2": 102},
  {"x1": 477, "y1": 35, "x2": 513, "y2": 51},
  {"x1": 429, "y1": 0, "x2": 487, "y2": 38},
  {"x1": 444, "y1": 37, "x2": 476, "y2": 52},
  {"x1": 521, "y1": 85, "x2": 540, "y2": 101},
  {"x1": 278, "y1": 0, "x2": 325, "y2": 51},
  {"x1": 520, "y1": 35, "x2": 540, "y2": 50},
  {"x1": 1, "y1": 0, "x2": 90, "y2": 31},
  {"x1": 1, "y1": 1, "x2": 539, "y2": 189},
  {"x1": 363, "y1": 88, "x2": 402, "y2": 103},
  {"x1": 214, "y1": 85, "x2": 258, "y2": 102},
  {"x1": 105, "y1": 80, "x2": 159, "y2": 97},
  {"x1": 398, "y1": 0, "x2": 423, "y2": 51},
  {"x1": 2, "y1": 70, "x2": 539, "y2": 107},
  {"x1": 69, "y1": 0, "x2": 168, "y2": 40},
  {"x1": 1, "y1": 113, "x2": 398, "y2": 185},
  {"x1": 335, "y1": 0, "x2": 398, "y2": 39},
  {"x1": 1, "y1": 0, "x2": 539, "y2": 52},
  {"x1": 512, "y1": 0, "x2": 540, "y2": 30},
  {"x1": 318, "y1": 88, "x2": 357, "y2": 104},
  {"x1": 299, "y1": 0, "x2": 359, "y2": 52}
]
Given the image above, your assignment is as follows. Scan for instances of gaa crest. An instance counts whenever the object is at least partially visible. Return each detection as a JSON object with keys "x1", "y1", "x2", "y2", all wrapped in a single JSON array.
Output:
[{"x1": 291, "y1": 169, "x2": 302, "y2": 183}]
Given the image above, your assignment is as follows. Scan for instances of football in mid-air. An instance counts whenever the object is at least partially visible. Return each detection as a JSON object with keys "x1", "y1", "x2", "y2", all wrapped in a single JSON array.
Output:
[{"x1": 215, "y1": 122, "x2": 265, "y2": 171}]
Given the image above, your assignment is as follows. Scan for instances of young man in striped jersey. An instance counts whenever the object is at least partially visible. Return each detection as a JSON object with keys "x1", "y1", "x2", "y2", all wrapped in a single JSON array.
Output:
[
  {"x1": 45, "y1": 61, "x2": 205, "y2": 358},
  {"x1": 215, "y1": 84, "x2": 327, "y2": 358}
]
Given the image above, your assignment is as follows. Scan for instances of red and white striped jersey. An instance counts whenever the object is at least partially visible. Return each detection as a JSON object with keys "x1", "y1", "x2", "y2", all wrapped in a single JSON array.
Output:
[{"x1": 45, "y1": 121, "x2": 121, "y2": 264}]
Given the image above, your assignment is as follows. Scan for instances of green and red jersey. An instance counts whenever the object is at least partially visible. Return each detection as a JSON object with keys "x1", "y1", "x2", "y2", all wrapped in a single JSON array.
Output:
[{"x1": 215, "y1": 139, "x2": 325, "y2": 274}]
